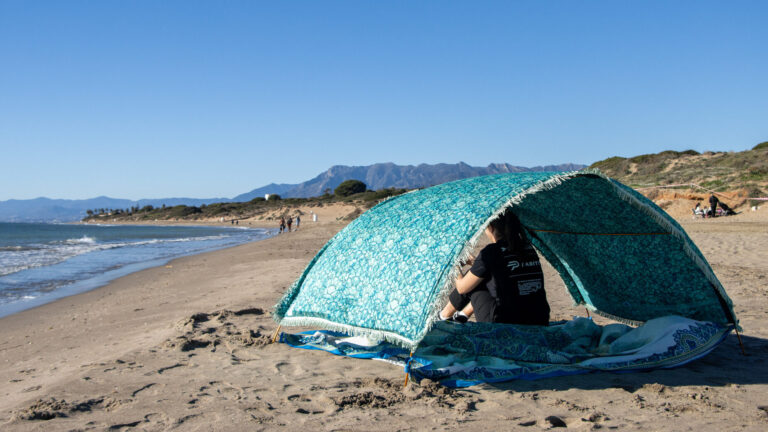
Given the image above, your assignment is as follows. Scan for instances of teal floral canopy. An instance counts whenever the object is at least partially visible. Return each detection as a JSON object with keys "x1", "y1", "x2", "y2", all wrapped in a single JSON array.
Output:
[{"x1": 274, "y1": 170, "x2": 737, "y2": 349}]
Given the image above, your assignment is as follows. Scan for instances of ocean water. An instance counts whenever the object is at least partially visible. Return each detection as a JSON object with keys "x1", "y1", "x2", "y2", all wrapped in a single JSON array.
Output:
[{"x1": 0, "y1": 222, "x2": 276, "y2": 317}]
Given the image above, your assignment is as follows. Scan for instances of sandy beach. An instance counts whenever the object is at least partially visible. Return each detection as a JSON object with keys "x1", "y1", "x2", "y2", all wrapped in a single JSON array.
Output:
[{"x1": 1, "y1": 207, "x2": 767, "y2": 431}]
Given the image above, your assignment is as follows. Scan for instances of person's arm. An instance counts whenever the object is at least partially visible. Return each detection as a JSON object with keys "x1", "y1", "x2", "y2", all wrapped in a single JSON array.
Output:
[{"x1": 455, "y1": 269, "x2": 484, "y2": 294}]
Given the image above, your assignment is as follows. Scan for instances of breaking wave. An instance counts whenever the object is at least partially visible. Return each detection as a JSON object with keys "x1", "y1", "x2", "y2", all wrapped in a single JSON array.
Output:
[{"x1": 0, "y1": 234, "x2": 230, "y2": 277}]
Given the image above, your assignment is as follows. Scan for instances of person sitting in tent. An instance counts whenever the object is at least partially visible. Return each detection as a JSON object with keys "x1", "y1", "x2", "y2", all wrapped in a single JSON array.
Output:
[{"x1": 439, "y1": 211, "x2": 550, "y2": 325}]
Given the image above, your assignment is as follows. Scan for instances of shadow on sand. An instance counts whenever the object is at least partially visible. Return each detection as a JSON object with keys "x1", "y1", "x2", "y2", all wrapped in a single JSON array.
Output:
[{"x1": 481, "y1": 334, "x2": 768, "y2": 393}]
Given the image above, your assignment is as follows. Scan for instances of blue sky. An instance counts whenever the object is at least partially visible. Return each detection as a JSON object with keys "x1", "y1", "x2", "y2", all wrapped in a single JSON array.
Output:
[{"x1": 1, "y1": 1, "x2": 766, "y2": 200}]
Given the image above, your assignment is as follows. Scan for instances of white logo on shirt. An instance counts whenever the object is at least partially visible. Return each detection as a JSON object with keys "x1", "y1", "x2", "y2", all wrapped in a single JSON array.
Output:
[
  {"x1": 518, "y1": 280, "x2": 542, "y2": 295},
  {"x1": 507, "y1": 261, "x2": 520, "y2": 271}
]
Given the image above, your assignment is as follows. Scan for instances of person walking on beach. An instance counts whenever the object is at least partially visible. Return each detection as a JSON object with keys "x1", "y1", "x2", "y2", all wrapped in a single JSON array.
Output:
[
  {"x1": 295, "y1": 215, "x2": 301, "y2": 230},
  {"x1": 439, "y1": 210, "x2": 549, "y2": 325},
  {"x1": 279, "y1": 216, "x2": 286, "y2": 233},
  {"x1": 287, "y1": 216, "x2": 293, "y2": 232}
]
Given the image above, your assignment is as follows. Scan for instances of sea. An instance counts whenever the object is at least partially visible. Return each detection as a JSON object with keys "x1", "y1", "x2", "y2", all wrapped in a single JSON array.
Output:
[{"x1": 0, "y1": 222, "x2": 276, "y2": 318}]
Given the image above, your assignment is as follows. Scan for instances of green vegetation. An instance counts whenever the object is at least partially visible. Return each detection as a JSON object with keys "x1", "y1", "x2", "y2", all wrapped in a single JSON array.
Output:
[
  {"x1": 335, "y1": 180, "x2": 367, "y2": 197},
  {"x1": 589, "y1": 145, "x2": 768, "y2": 193},
  {"x1": 82, "y1": 184, "x2": 409, "y2": 222}
]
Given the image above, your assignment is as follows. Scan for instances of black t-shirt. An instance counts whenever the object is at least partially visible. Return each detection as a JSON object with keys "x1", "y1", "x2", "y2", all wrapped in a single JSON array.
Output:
[{"x1": 469, "y1": 242, "x2": 550, "y2": 325}]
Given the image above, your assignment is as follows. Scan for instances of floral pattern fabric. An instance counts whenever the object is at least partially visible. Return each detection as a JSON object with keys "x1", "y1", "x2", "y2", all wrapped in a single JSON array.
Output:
[{"x1": 274, "y1": 171, "x2": 737, "y2": 349}]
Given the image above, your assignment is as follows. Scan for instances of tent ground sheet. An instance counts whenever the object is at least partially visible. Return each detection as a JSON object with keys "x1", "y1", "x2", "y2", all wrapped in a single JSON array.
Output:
[{"x1": 279, "y1": 316, "x2": 731, "y2": 388}]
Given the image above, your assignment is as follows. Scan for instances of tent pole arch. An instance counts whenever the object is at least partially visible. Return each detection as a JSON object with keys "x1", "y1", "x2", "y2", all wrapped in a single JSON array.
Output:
[{"x1": 274, "y1": 170, "x2": 739, "y2": 350}]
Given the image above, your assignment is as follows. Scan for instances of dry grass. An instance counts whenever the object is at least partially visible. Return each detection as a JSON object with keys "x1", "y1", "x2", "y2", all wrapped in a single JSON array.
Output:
[{"x1": 590, "y1": 147, "x2": 768, "y2": 197}]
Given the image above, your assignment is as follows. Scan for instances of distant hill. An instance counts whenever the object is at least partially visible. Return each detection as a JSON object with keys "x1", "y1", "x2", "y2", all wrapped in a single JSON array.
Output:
[
  {"x1": 235, "y1": 162, "x2": 586, "y2": 199},
  {"x1": 0, "y1": 161, "x2": 585, "y2": 222},
  {"x1": 0, "y1": 196, "x2": 230, "y2": 223},
  {"x1": 589, "y1": 142, "x2": 768, "y2": 196}
]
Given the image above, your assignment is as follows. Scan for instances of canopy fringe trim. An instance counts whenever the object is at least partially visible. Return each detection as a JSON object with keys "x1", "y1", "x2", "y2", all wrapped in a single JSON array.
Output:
[
  {"x1": 586, "y1": 305, "x2": 644, "y2": 327},
  {"x1": 279, "y1": 316, "x2": 415, "y2": 347}
]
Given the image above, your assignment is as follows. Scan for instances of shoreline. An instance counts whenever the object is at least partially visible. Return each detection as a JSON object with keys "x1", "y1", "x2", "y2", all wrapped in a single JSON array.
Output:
[
  {"x1": 0, "y1": 223, "x2": 279, "y2": 320},
  {"x1": 77, "y1": 219, "x2": 279, "y2": 229},
  {"x1": 1, "y1": 215, "x2": 767, "y2": 430}
]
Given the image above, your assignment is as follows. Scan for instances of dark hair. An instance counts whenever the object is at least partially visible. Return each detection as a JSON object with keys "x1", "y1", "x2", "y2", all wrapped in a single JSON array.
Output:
[{"x1": 488, "y1": 210, "x2": 530, "y2": 254}]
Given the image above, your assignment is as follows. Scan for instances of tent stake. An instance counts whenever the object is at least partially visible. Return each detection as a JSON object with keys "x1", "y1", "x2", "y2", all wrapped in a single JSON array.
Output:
[
  {"x1": 403, "y1": 350, "x2": 414, "y2": 388},
  {"x1": 271, "y1": 325, "x2": 282, "y2": 344},
  {"x1": 734, "y1": 327, "x2": 746, "y2": 355},
  {"x1": 585, "y1": 308, "x2": 590, "y2": 318}
]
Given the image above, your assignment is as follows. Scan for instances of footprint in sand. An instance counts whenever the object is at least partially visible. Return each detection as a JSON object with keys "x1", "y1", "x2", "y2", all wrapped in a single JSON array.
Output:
[
  {"x1": 130, "y1": 383, "x2": 157, "y2": 397},
  {"x1": 193, "y1": 380, "x2": 247, "y2": 403},
  {"x1": 107, "y1": 412, "x2": 171, "y2": 431},
  {"x1": 286, "y1": 393, "x2": 327, "y2": 415},
  {"x1": 273, "y1": 361, "x2": 290, "y2": 374},
  {"x1": 150, "y1": 363, "x2": 185, "y2": 375},
  {"x1": 164, "y1": 309, "x2": 271, "y2": 355}
]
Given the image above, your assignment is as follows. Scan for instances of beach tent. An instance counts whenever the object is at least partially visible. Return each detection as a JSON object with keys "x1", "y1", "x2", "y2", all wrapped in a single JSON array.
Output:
[{"x1": 274, "y1": 170, "x2": 738, "y2": 351}]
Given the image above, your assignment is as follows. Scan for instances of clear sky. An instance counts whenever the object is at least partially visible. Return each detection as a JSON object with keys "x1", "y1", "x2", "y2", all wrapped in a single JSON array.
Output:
[{"x1": 1, "y1": 1, "x2": 766, "y2": 200}]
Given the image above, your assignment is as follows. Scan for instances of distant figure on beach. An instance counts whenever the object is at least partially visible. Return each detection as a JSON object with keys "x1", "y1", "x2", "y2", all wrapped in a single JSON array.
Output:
[
  {"x1": 709, "y1": 194, "x2": 720, "y2": 218},
  {"x1": 719, "y1": 201, "x2": 736, "y2": 216},
  {"x1": 439, "y1": 211, "x2": 549, "y2": 325},
  {"x1": 295, "y1": 215, "x2": 301, "y2": 230},
  {"x1": 693, "y1": 203, "x2": 704, "y2": 218},
  {"x1": 279, "y1": 217, "x2": 286, "y2": 233},
  {"x1": 287, "y1": 216, "x2": 293, "y2": 232}
]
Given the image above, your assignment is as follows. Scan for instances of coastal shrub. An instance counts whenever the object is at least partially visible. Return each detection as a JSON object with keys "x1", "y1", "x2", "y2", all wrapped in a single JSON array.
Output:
[
  {"x1": 205, "y1": 203, "x2": 226, "y2": 214},
  {"x1": 753, "y1": 141, "x2": 768, "y2": 150},
  {"x1": 747, "y1": 186, "x2": 765, "y2": 198},
  {"x1": 355, "y1": 188, "x2": 408, "y2": 201},
  {"x1": 700, "y1": 179, "x2": 725, "y2": 190},
  {"x1": 267, "y1": 194, "x2": 282, "y2": 201},
  {"x1": 589, "y1": 156, "x2": 628, "y2": 175},
  {"x1": 629, "y1": 154, "x2": 654, "y2": 164},
  {"x1": 250, "y1": 197, "x2": 266, "y2": 203},
  {"x1": 169, "y1": 205, "x2": 202, "y2": 217},
  {"x1": 335, "y1": 180, "x2": 367, "y2": 197},
  {"x1": 741, "y1": 166, "x2": 768, "y2": 182}
]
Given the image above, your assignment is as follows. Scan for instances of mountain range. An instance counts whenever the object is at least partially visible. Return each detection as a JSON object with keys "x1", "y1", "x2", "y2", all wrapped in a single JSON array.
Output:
[
  {"x1": 232, "y1": 162, "x2": 585, "y2": 201},
  {"x1": 0, "y1": 162, "x2": 585, "y2": 222}
]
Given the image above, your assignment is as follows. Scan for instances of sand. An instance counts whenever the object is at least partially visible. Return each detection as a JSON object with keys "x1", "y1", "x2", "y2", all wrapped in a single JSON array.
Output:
[{"x1": 2, "y1": 208, "x2": 768, "y2": 431}]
